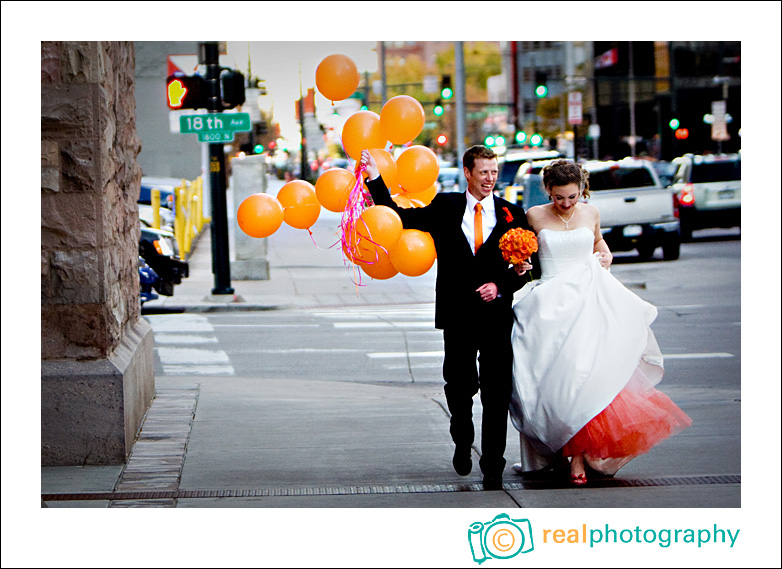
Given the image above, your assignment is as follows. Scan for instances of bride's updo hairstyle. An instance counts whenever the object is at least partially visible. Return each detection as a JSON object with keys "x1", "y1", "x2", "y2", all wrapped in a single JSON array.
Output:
[{"x1": 542, "y1": 160, "x2": 590, "y2": 199}]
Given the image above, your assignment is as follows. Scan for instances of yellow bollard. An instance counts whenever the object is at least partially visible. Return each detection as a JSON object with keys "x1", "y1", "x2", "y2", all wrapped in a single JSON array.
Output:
[
  {"x1": 175, "y1": 187, "x2": 186, "y2": 256},
  {"x1": 195, "y1": 176, "x2": 204, "y2": 232},
  {"x1": 151, "y1": 188, "x2": 161, "y2": 229}
]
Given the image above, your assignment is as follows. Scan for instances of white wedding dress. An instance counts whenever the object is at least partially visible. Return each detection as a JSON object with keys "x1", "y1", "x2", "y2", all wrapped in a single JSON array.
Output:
[{"x1": 509, "y1": 227, "x2": 690, "y2": 474}]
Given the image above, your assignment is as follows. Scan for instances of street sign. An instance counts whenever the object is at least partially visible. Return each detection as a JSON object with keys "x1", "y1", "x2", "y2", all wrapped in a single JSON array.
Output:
[
  {"x1": 180, "y1": 113, "x2": 251, "y2": 134},
  {"x1": 179, "y1": 112, "x2": 251, "y2": 143},
  {"x1": 568, "y1": 91, "x2": 583, "y2": 125},
  {"x1": 711, "y1": 100, "x2": 730, "y2": 141},
  {"x1": 197, "y1": 131, "x2": 235, "y2": 143}
]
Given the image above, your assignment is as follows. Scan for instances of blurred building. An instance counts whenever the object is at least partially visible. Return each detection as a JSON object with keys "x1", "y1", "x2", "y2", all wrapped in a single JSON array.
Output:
[{"x1": 378, "y1": 41, "x2": 741, "y2": 161}]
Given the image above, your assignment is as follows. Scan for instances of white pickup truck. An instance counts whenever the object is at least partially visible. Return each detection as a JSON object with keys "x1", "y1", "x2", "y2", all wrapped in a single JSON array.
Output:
[
  {"x1": 583, "y1": 159, "x2": 680, "y2": 260},
  {"x1": 516, "y1": 158, "x2": 681, "y2": 261}
]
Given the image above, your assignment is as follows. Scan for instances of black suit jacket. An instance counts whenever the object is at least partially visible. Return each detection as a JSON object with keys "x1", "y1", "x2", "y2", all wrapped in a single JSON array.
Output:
[{"x1": 366, "y1": 177, "x2": 537, "y2": 330}]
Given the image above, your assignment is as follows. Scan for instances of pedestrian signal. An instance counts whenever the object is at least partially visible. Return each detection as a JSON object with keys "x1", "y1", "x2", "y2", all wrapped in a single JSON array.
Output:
[{"x1": 167, "y1": 74, "x2": 208, "y2": 110}]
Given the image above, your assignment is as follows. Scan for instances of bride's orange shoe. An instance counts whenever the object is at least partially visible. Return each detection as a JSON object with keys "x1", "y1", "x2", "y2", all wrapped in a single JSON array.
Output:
[{"x1": 570, "y1": 473, "x2": 587, "y2": 486}]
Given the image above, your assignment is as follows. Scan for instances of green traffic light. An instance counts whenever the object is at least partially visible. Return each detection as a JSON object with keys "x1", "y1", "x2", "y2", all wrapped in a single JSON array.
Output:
[
  {"x1": 535, "y1": 85, "x2": 548, "y2": 98},
  {"x1": 669, "y1": 118, "x2": 680, "y2": 129},
  {"x1": 484, "y1": 136, "x2": 496, "y2": 147},
  {"x1": 530, "y1": 134, "x2": 543, "y2": 146},
  {"x1": 441, "y1": 87, "x2": 453, "y2": 100},
  {"x1": 515, "y1": 131, "x2": 527, "y2": 143},
  {"x1": 434, "y1": 105, "x2": 444, "y2": 116},
  {"x1": 254, "y1": 144, "x2": 264, "y2": 154}
]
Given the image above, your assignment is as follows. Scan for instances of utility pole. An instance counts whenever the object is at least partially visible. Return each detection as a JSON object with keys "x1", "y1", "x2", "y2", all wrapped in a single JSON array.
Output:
[
  {"x1": 455, "y1": 42, "x2": 467, "y2": 192},
  {"x1": 201, "y1": 41, "x2": 234, "y2": 295},
  {"x1": 379, "y1": 41, "x2": 387, "y2": 105}
]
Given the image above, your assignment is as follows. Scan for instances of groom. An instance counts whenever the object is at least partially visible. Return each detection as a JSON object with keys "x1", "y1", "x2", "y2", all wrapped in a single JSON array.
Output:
[{"x1": 362, "y1": 145, "x2": 534, "y2": 490}]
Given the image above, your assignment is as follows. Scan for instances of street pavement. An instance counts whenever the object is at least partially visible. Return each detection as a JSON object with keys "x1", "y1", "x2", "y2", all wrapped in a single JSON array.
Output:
[{"x1": 41, "y1": 182, "x2": 741, "y2": 510}]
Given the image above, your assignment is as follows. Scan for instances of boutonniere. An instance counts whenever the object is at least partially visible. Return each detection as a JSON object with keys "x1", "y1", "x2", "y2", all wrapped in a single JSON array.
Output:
[{"x1": 502, "y1": 207, "x2": 514, "y2": 223}]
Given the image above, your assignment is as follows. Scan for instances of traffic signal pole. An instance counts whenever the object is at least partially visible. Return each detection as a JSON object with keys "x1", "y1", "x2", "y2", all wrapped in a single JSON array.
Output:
[{"x1": 202, "y1": 41, "x2": 234, "y2": 295}]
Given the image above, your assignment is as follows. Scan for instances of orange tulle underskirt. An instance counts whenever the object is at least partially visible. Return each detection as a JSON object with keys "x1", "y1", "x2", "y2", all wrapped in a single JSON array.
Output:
[{"x1": 562, "y1": 383, "x2": 692, "y2": 460}]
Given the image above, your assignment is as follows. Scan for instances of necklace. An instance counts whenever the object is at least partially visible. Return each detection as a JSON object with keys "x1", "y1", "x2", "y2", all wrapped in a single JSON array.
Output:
[{"x1": 556, "y1": 208, "x2": 577, "y2": 229}]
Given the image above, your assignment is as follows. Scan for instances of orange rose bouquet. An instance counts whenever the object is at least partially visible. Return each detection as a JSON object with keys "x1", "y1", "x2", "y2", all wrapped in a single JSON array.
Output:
[{"x1": 499, "y1": 227, "x2": 538, "y2": 265}]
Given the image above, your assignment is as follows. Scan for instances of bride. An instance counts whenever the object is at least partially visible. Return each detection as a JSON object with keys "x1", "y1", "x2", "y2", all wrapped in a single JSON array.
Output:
[{"x1": 508, "y1": 160, "x2": 691, "y2": 485}]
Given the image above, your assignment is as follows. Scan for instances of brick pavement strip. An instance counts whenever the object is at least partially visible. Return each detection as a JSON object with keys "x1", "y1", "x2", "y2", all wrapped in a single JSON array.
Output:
[{"x1": 109, "y1": 388, "x2": 198, "y2": 508}]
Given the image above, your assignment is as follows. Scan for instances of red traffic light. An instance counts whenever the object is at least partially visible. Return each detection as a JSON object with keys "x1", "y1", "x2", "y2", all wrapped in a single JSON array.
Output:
[
  {"x1": 675, "y1": 128, "x2": 689, "y2": 140},
  {"x1": 436, "y1": 134, "x2": 448, "y2": 145},
  {"x1": 166, "y1": 74, "x2": 208, "y2": 110}
]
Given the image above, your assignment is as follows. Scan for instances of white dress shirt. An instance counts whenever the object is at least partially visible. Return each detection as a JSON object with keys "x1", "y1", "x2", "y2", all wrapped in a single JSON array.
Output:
[{"x1": 463, "y1": 193, "x2": 496, "y2": 255}]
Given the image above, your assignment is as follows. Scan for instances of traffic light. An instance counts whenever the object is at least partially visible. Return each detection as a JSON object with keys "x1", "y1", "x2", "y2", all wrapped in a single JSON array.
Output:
[
  {"x1": 436, "y1": 134, "x2": 448, "y2": 145},
  {"x1": 254, "y1": 144, "x2": 264, "y2": 154},
  {"x1": 440, "y1": 74, "x2": 453, "y2": 100},
  {"x1": 515, "y1": 131, "x2": 527, "y2": 144},
  {"x1": 166, "y1": 74, "x2": 208, "y2": 110},
  {"x1": 530, "y1": 133, "x2": 543, "y2": 146},
  {"x1": 535, "y1": 71, "x2": 548, "y2": 98},
  {"x1": 433, "y1": 99, "x2": 444, "y2": 116},
  {"x1": 255, "y1": 121, "x2": 268, "y2": 135},
  {"x1": 675, "y1": 128, "x2": 689, "y2": 140},
  {"x1": 221, "y1": 69, "x2": 245, "y2": 109},
  {"x1": 669, "y1": 118, "x2": 680, "y2": 129}
]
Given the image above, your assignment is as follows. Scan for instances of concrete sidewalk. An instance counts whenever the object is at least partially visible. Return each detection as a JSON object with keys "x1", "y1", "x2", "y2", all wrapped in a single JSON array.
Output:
[{"x1": 41, "y1": 197, "x2": 739, "y2": 508}]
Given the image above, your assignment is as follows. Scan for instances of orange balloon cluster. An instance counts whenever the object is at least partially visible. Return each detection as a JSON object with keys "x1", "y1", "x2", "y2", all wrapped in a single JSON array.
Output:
[{"x1": 237, "y1": 54, "x2": 442, "y2": 282}]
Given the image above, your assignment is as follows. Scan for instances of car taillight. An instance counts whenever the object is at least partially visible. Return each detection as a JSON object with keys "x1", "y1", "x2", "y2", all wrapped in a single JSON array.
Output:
[
  {"x1": 672, "y1": 192, "x2": 680, "y2": 218},
  {"x1": 679, "y1": 183, "x2": 695, "y2": 206}
]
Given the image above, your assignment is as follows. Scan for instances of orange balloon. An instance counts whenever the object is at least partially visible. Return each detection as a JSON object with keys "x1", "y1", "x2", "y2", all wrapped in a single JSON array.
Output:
[
  {"x1": 404, "y1": 183, "x2": 437, "y2": 206},
  {"x1": 316, "y1": 168, "x2": 356, "y2": 212},
  {"x1": 315, "y1": 54, "x2": 360, "y2": 102},
  {"x1": 380, "y1": 95, "x2": 425, "y2": 145},
  {"x1": 341, "y1": 111, "x2": 387, "y2": 161},
  {"x1": 389, "y1": 229, "x2": 437, "y2": 277},
  {"x1": 392, "y1": 194, "x2": 415, "y2": 209},
  {"x1": 277, "y1": 180, "x2": 320, "y2": 229},
  {"x1": 357, "y1": 205, "x2": 403, "y2": 250},
  {"x1": 362, "y1": 148, "x2": 398, "y2": 191},
  {"x1": 360, "y1": 248, "x2": 398, "y2": 280},
  {"x1": 396, "y1": 145, "x2": 439, "y2": 193},
  {"x1": 237, "y1": 193, "x2": 284, "y2": 238}
]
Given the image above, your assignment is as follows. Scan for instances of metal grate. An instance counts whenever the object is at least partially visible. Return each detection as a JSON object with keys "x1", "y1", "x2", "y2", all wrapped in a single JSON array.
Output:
[{"x1": 42, "y1": 474, "x2": 740, "y2": 502}]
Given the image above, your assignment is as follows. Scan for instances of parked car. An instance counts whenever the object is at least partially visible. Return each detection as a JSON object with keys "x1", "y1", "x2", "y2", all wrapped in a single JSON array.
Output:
[
  {"x1": 496, "y1": 149, "x2": 561, "y2": 197},
  {"x1": 582, "y1": 159, "x2": 681, "y2": 260},
  {"x1": 436, "y1": 167, "x2": 462, "y2": 193},
  {"x1": 671, "y1": 153, "x2": 741, "y2": 240},
  {"x1": 508, "y1": 159, "x2": 554, "y2": 210},
  {"x1": 139, "y1": 176, "x2": 179, "y2": 209},
  {"x1": 138, "y1": 257, "x2": 160, "y2": 305},
  {"x1": 139, "y1": 225, "x2": 189, "y2": 296},
  {"x1": 651, "y1": 160, "x2": 677, "y2": 188},
  {"x1": 138, "y1": 203, "x2": 175, "y2": 233}
]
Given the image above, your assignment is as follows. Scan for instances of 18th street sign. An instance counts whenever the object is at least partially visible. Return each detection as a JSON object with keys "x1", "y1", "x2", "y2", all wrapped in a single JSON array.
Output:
[{"x1": 179, "y1": 112, "x2": 251, "y2": 142}]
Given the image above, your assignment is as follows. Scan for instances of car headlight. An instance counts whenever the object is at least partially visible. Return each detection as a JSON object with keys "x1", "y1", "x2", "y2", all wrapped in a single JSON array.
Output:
[{"x1": 153, "y1": 238, "x2": 174, "y2": 257}]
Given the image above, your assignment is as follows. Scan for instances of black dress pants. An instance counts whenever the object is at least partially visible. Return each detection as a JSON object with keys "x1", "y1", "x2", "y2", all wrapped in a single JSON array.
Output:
[{"x1": 442, "y1": 310, "x2": 513, "y2": 477}]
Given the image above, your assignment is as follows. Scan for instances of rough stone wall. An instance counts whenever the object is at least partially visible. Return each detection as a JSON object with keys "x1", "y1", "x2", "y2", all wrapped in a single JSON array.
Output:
[{"x1": 41, "y1": 41, "x2": 142, "y2": 359}]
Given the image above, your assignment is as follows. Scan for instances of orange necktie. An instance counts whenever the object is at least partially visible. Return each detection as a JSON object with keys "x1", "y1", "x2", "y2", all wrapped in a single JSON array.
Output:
[{"x1": 474, "y1": 203, "x2": 483, "y2": 254}]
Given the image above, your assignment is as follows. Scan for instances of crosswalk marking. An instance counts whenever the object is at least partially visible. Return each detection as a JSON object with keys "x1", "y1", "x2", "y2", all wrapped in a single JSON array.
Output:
[{"x1": 145, "y1": 314, "x2": 234, "y2": 377}]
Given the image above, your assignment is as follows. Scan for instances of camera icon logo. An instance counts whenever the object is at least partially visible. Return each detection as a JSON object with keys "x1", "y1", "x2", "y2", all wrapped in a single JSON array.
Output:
[{"x1": 468, "y1": 514, "x2": 534, "y2": 564}]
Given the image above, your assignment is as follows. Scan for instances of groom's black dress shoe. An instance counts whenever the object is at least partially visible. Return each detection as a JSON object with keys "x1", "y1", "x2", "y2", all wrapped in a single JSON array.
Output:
[
  {"x1": 453, "y1": 447, "x2": 472, "y2": 476},
  {"x1": 483, "y1": 474, "x2": 503, "y2": 491}
]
